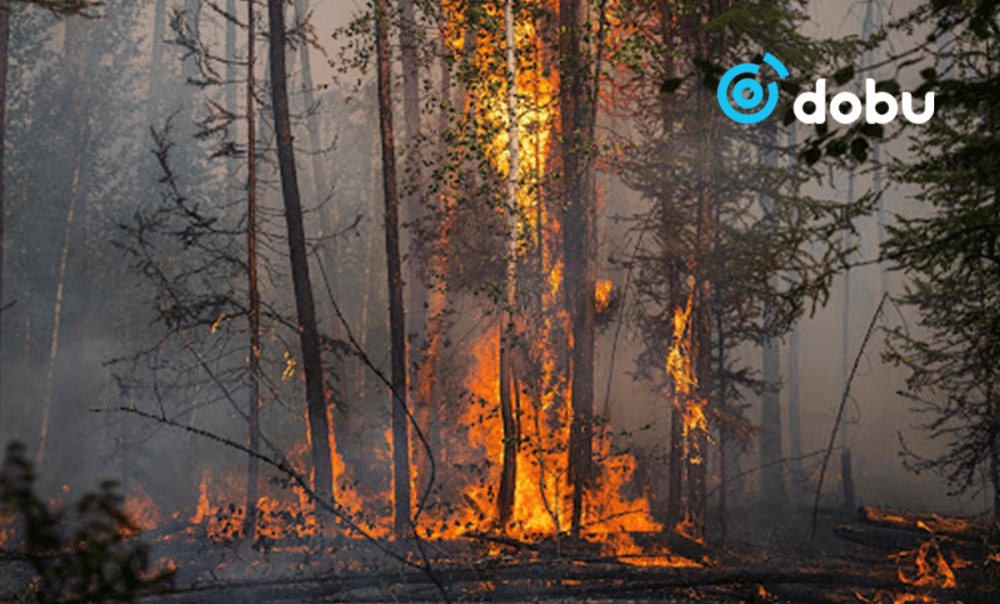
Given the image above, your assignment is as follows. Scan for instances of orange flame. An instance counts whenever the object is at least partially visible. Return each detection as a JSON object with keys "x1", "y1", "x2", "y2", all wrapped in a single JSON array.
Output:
[
  {"x1": 891, "y1": 541, "x2": 956, "y2": 589},
  {"x1": 595, "y1": 279, "x2": 613, "y2": 314},
  {"x1": 123, "y1": 484, "x2": 162, "y2": 533}
]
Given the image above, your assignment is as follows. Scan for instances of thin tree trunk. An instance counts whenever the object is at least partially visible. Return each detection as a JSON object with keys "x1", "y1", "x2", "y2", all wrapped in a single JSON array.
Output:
[
  {"x1": 759, "y1": 117, "x2": 786, "y2": 509},
  {"x1": 415, "y1": 30, "x2": 454, "y2": 497},
  {"x1": 398, "y1": 0, "x2": 429, "y2": 504},
  {"x1": 38, "y1": 171, "x2": 78, "y2": 468},
  {"x1": 148, "y1": 0, "x2": 167, "y2": 125},
  {"x1": 496, "y1": 0, "x2": 520, "y2": 528},
  {"x1": 0, "y1": 0, "x2": 9, "y2": 440},
  {"x1": 687, "y1": 86, "x2": 713, "y2": 541},
  {"x1": 267, "y1": 0, "x2": 334, "y2": 506},
  {"x1": 840, "y1": 176, "x2": 855, "y2": 513},
  {"x1": 242, "y1": 0, "x2": 261, "y2": 540},
  {"x1": 988, "y1": 385, "x2": 999, "y2": 521},
  {"x1": 38, "y1": 17, "x2": 93, "y2": 468},
  {"x1": 659, "y1": 3, "x2": 683, "y2": 525},
  {"x1": 292, "y1": 0, "x2": 348, "y2": 465},
  {"x1": 717, "y1": 312, "x2": 727, "y2": 546},
  {"x1": 375, "y1": 0, "x2": 412, "y2": 537}
]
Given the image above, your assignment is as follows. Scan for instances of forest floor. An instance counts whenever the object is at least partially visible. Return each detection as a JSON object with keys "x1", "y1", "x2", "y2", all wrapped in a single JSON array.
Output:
[{"x1": 1, "y1": 506, "x2": 996, "y2": 603}]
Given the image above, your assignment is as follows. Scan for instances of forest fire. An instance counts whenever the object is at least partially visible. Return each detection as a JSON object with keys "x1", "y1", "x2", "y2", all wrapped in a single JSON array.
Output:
[
  {"x1": 891, "y1": 541, "x2": 957, "y2": 589},
  {"x1": 0, "y1": 0, "x2": 997, "y2": 598}
]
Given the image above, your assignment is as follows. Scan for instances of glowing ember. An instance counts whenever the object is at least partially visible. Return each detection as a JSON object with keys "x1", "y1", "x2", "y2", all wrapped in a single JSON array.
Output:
[{"x1": 0, "y1": 512, "x2": 13, "y2": 548}]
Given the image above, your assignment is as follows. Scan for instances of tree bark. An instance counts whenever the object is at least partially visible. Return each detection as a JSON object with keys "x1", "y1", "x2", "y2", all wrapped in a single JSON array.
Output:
[
  {"x1": 398, "y1": 0, "x2": 429, "y2": 504},
  {"x1": 293, "y1": 0, "x2": 348, "y2": 467},
  {"x1": 242, "y1": 0, "x2": 261, "y2": 540},
  {"x1": 560, "y1": 0, "x2": 597, "y2": 536},
  {"x1": 496, "y1": 0, "x2": 520, "y2": 528},
  {"x1": 0, "y1": 0, "x2": 9, "y2": 441},
  {"x1": 267, "y1": 0, "x2": 334, "y2": 505},
  {"x1": 375, "y1": 0, "x2": 412, "y2": 537}
]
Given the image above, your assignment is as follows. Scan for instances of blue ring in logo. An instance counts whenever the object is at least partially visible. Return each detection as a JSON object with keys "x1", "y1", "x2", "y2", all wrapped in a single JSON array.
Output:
[{"x1": 717, "y1": 53, "x2": 789, "y2": 124}]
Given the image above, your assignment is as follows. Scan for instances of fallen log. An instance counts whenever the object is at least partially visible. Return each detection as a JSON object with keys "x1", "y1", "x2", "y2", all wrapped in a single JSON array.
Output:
[
  {"x1": 834, "y1": 524, "x2": 986, "y2": 561},
  {"x1": 858, "y1": 506, "x2": 988, "y2": 540},
  {"x1": 629, "y1": 530, "x2": 708, "y2": 561},
  {"x1": 139, "y1": 562, "x2": 974, "y2": 604}
]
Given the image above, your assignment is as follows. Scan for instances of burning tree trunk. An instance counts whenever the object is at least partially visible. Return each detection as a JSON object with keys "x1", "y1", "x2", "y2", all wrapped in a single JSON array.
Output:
[
  {"x1": 496, "y1": 0, "x2": 520, "y2": 527},
  {"x1": 412, "y1": 15, "x2": 456, "y2": 488},
  {"x1": 267, "y1": 0, "x2": 334, "y2": 505},
  {"x1": 375, "y1": 0, "x2": 412, "y2": 537},
  {"x1": 243, "y1": 0, "x2": 261, "y2": 540},
  {"x1": 655, "y1": 2, "x2": 685, "y2": 529},
  {"x1": 559, "y1": 0, "x2": 597, "y2": 536}
]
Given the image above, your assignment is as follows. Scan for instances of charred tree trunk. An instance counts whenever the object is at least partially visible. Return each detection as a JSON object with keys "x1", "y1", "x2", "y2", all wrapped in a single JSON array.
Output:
[
  {"x1": 375, "y1": 0, "x2": 412, "y2": 537},
  {"x1": 293, "y1": 0, "x2": 348, "y2": 458},
  {"x1": 687, "y1": 88, "x2": 713, "y2": 542},
  {"x1": 657, "y1": 2, "x2": 684, "y2": 529},
  {"x1": 496, "y1": 0, "x2": 520, "y2": 528},
  {"x1": 267, "y1": 0, "x2": 334, "y2": 505},
  {"x1": 398, "y1": 0, "x2": 429, "y2": 504},
  {"x1": 0, "y1": 0, "x2": 9, "y2": 438},
  {"x1": 242, "y1": 0, "x2": 261, "y2": 540},
  {"x1": 667, "y1": 280, "x2": 684, "y2": 527},
  {"x1": 989, "y1": 385, "x2": 1000, "y2": 521},
  {"x1": 560, "y1": 0, "x2": 597, "y2": 535}
]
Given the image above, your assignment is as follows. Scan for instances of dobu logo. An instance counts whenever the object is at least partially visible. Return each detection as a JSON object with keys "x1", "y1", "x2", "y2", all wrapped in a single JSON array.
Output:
[
  {"x1": 793, "y1": 79, "x2": 934, "y2": 125},
  {"x1": 717, "y1": 54, "x2": 936, "y2": 125},
  {"x1": 717, "y1": 53, "x2": 789, "y2": 125}
]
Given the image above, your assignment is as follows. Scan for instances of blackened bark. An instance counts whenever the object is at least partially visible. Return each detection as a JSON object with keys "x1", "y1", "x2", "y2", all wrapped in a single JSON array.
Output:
[
  {"x1": 0, "y1": 0, "x2": 9, "y2": 437},
  {"x1": 990, "y1": 385, "x2": 1000, "y2": 522},
  {"x1": 375, "y1": 0, "x2": 412, "y2": 537},
  {"x1": 560, "y1": 0, "x2": 596, "y2": 535},
  {"x1": 399, "y1": 0, "x2": 429, "y2": 504},
  {"x1": 243, "y1": 0, "x2": 261, "y2": 540},
  {"x1": 267, "y1": 0, "x2": 333, "y2": 504}
]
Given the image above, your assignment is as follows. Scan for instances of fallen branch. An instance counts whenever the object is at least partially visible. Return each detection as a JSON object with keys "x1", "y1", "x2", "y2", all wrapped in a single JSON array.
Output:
[{"x1": 811, "y1": 292, "x2": 888, "y2": 540}]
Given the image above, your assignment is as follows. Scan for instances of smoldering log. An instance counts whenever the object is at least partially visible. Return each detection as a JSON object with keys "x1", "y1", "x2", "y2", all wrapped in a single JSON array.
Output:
[
  {"x1": 858, "y1": 506, "x2": 988, "y2": 540},
  {"x1": 834, "y1": 524, "x2": 987, "y2": 561}
]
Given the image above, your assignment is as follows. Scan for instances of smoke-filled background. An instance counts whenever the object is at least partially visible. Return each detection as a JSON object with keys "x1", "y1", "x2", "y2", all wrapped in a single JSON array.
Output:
[{"x1": 0, "y1": 0, "x2": 988, "y2": 544}]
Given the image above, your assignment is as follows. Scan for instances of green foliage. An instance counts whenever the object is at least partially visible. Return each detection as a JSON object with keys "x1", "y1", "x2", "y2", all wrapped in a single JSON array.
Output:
[
  {"x1": 881, "y1": 0, "x2": 1000, "y2": 507},
  {"x1": 0, "y1": 442, "x2": 174, "y2": 602}
]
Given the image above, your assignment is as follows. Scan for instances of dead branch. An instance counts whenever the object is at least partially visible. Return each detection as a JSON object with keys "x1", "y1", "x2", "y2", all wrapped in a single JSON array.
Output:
[
  {"x1": 90, "y1": 407, "x2": 452, "y2": 603},
  {"x1": 811, "y1": 292, "x2": 889, "y2": 540}
]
